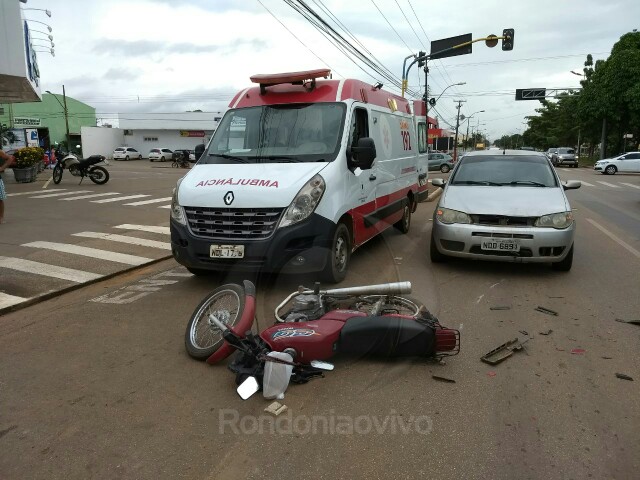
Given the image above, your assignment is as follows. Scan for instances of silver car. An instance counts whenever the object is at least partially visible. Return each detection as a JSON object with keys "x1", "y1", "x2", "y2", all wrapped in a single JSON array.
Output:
[{"x1": 430, "y1": 150, "x2": 581, "y2": 271}]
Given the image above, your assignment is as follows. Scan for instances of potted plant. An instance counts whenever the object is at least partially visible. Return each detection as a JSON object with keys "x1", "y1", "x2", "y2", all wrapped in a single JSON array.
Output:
[{"x1": 12, "y1": 147, "x2": 45, "y2": 183}]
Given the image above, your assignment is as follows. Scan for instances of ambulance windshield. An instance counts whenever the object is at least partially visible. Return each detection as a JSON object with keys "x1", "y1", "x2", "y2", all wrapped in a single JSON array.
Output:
[{"x1": 200, "y1": 103, "x2": 346, "y2": 164}]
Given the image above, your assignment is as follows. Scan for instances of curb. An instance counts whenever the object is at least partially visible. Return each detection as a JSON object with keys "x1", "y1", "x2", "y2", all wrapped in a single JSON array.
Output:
[
  {"x1": 426, "y1": 188, "x2": 443, "y2": 202},
  {"x1": 0, "y1": 254, "x2": 174, "y2": 316}
]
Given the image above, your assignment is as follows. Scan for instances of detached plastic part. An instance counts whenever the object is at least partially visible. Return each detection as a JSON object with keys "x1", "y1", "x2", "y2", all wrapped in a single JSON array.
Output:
[{"x1": 263, "y1": 352, "x2": 294, "y2": 400}]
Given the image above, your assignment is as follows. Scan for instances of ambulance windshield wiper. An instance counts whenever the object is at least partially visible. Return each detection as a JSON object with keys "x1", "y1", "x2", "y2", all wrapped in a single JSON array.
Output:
[
  {"x1": 249, "y1": 155, "x2": 298, "y2": 163},
  {"x1": 206, "y1": 153, "x2": 249, "y2": 163}
]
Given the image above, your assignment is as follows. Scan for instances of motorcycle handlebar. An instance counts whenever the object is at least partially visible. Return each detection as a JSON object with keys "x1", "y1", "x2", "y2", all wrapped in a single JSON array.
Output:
[{"x1": 318, "y1": 281, "x2": 412, "y2": 296}]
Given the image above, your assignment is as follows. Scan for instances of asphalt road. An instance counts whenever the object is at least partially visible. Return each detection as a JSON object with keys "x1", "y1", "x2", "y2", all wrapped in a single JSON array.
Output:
[{"x1": 0, "y1": 162, "x2": 639, "y2": 479}]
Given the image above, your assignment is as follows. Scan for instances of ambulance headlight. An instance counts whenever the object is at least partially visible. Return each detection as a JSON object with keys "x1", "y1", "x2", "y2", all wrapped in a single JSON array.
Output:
[
  {"x1": 279, "y1": 174, "x2": 325, "y2": 228},
  {"x1": 170, "y1": 179, "x2": 187, "y2": 226}
]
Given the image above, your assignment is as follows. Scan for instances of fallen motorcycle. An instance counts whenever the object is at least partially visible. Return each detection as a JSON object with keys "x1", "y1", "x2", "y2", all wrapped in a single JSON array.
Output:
[
  {"x1": 52, "y1": 150, "x2": 110, "y2": 185},
  {"x1": 185, "y1": 280, "x2": 460, "y2": 399}
]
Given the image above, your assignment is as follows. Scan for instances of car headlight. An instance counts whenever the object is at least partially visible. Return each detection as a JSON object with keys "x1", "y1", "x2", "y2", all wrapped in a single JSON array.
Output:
[
  {"x1": 279, "y1": 174, "x2": 325, "y2": 228},
  {"x1": 436, "y1": 207, "x2": 471, "y2": 224},
  {"x1": 170, "y1": 179, "x2": 187, "y2": 225},
  {"x1": 535, "y1": 211, "x2": 573, "y2": 229}
]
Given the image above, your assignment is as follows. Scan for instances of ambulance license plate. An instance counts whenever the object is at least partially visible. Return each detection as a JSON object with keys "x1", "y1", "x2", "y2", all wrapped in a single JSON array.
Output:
[{"x1": 210, "y1": 244, "x2": 245, "y2": 258}]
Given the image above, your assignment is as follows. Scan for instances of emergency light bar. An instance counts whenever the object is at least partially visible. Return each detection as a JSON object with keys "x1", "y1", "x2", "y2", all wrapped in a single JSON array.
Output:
[{"x1": 250, "y1": 68, "x2": 331, "y2": 95}]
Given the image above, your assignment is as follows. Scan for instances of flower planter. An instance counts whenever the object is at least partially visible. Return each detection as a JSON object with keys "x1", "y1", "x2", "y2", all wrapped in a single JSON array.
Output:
[{"x1": 12, "y1": 166, "x2": 38, "y2": 183}]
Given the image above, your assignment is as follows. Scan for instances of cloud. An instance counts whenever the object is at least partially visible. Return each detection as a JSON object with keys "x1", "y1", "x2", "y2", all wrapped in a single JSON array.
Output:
[
  {"x1": 93, "y1": 38, "x2": 267, "y2": 57},
  {"x1": 103, "y1": 68, "x2": 140, "y2": 81}
]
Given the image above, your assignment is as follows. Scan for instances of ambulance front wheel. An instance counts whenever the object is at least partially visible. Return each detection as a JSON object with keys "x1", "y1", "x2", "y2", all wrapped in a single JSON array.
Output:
[{"x1": 322, "y1": 223, "x2": 351, "y2": 283}]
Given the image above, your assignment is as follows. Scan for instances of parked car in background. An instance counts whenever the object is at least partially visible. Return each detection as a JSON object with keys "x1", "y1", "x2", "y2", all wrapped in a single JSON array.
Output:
[
  {"x1": 551, "y1": 147, "x2": 577, "y2": 167},
  {"x1": 594, "y1": 151, "x2": 640, "y2": 174},
  {"x1": 428, "y1": 152, "x2": 455, "y2": 173},
  {"x1": 149, "y1": 148, "x2": 173, "y2": 162},
  {"x1": 113, "y1": 147, "x2": 143, "y2": 161},
  {"x1": 545, "y1": 148, "x2": 556, "y2": 160},
  {"x1": 520, "y1": 146, "x2": 535, "y2": 151},
  {"x1": 429, "y1": 149, "x2": 581, "y2": 271}
]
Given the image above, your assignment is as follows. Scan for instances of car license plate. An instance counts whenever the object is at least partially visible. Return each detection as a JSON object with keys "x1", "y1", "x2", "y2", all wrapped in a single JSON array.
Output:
[
  {"x1": 481, "y1": 239, "x2": 520, "y2": 252},
  {"x1": 210, "y1": 244, "x2": 244, "y2": 258}
]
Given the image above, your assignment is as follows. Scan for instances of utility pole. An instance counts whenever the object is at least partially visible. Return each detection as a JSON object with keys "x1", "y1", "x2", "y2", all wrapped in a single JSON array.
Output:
[
  {"x1": 453, "y1": 100, "x2": 466, "y2": 160},
  {"x1": 62, "y1": 84, "x2": 70, "y2": 150},
  {"x1": 600, "y1": 118, "x2": 607, "y2": 160}
]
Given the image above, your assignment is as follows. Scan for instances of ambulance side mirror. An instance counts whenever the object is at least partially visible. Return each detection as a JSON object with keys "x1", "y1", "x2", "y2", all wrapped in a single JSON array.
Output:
[{"x1": 351, "y1": 137, "x2": 376, "y2": 170}]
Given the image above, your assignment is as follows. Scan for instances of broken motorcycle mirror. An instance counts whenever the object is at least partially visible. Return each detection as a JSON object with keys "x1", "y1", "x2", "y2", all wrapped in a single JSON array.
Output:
[
  {"x1": 310, "y1": 360, "x2": 335, "y2": 371},
  {"x1": 237, "y1": 376, "x2": 260, "y2": 400}
]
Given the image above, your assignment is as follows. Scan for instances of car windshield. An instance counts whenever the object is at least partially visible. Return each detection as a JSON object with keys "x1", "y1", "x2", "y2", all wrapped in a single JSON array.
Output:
[
  {"x1": 199, "y1": 103, "x2": 346, "y2": 164},
  {"x1": 115, "y1": 148, "x2": 125, "y2": 151},
  {"x1": 450, "y1": 155, "x2": 558, "y2": 187},
  {"x1": 558, "y1": 148, "x2": 574, "y2": 154}
]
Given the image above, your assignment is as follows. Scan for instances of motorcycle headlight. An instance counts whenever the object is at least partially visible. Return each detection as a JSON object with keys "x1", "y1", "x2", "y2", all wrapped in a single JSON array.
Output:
[
  {"x1": 535, "y1": 211, "x2": 573, "y2": 229},
  {"x1": 436, "y1": 207, "x2": 471, "y2": 225},
  {"x1": 279, "y1": 174, "x2": 325, "y2": 228},
  {"x1": 170, "y1": 179, "x2": 187, "y2": 225}
]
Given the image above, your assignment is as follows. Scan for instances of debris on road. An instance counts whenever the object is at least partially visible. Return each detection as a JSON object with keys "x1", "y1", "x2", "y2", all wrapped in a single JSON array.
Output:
[
  {"x1": 615, "y1": 373, "x2": 634, "y2": 381},
  {"x1": 615, "y1": 318, "x2": 640, "y2": 326},
  {"x1": 548, "y1": 296, "x2": 565, "y2": 299},
  {"x1": 432, "y1": 375, "x2": 456, "y2": 383},
  {"x1": 519, "y1": 330, "x2": 529, "y2": 336},
  {"x1": 490, "y1": 305, "x2": 511, "y2": 311},
  {"x1": 481, "y1": 338, "x2": 530, "y2": 365},
  {"x1": 264, "y1": 402, "x2": 288, "y2": 416},
  {"x1": 539, "y1": 329, "x2": 553, "y2": 335},
  {"x1": 570, "y1": 348, "x2": 586, "y2": 355},
  {"x1": 601, "y1": 356, "x2": 613, "y2": 360},
  {"x1": 487, "y1": 371, "x2": 497, "y2": 377},
  {"x1": 535, "y1": 306, "x2": 558, "y2": 316}
]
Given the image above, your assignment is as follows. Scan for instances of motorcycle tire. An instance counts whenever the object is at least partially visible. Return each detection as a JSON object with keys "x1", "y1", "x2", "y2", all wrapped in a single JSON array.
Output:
[
  {"x1": 185, "y1": 283, "x2": 247, "y2": 360},
  {"x1": 88, "y1": 166, "x2": 109, "y2": 185},
  {"x1": 172, "y1": 160, "x2": 178, "y2": 168},
  {"x1": 52, "y1": 165, "x2": 63, "y2": 184}
]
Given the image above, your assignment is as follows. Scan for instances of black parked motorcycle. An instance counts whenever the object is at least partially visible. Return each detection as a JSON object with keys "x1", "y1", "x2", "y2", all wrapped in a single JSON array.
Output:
[{"x1": 53, "y1": 152, "x2": 110, "y2": 185}]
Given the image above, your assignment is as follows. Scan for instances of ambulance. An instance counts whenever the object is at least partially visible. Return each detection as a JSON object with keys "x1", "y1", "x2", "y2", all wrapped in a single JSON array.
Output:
[{"x1": 170, "y1": 69, "x2": 433, "y2": 282}]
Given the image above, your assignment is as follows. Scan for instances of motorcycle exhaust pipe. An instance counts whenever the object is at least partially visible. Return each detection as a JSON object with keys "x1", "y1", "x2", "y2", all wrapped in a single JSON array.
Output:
[{"x1": 321, "y1": 281, "x2": 412, "y2": 296}]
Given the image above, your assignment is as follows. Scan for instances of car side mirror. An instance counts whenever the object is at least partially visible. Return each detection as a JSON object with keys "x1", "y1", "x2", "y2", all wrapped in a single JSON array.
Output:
[
  {"x1": 431, "y1": 178, "x2": 445, "y2": 188},
  {"x1": 350, "y1": 137, "x2": 376, "y2": 170},
  {"x1": 562, "y1": 180, "x2": 581, "y2": 191}
]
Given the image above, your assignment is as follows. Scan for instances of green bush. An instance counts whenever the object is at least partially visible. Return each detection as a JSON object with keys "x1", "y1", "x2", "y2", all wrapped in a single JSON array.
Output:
[{"x1": 14, "y1": 147, "x2": 45, "y2": 168}]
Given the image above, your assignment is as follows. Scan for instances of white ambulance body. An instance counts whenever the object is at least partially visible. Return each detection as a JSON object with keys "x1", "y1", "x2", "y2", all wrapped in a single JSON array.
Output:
[{"x1": 170, "y1": 69, "x2": 432, "y2": 282}]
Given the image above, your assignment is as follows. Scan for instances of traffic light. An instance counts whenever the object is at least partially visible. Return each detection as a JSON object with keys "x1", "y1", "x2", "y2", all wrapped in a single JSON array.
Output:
[
  {"x1": 502, "y1": 29, "x2": 514, "y2": 51},
  {"x1": 417, "y1": 51, "x2": 426, "y2": 67}
]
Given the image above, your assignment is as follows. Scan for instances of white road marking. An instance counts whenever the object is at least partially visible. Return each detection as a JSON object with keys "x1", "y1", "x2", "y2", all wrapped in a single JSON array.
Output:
[
  {"x1": 91, "y1": 194, "x2": 150, "y2": 203},
  {"x1": 560, "y1": 168, "x2": 571, "y2": 172},
  {"x1": 620, "y1": 182, "x2": 640, "y2": 190},
  {"x1": 72, "y1": 232, "x2": 171, "y2": 250},
  {"x1": 0, "y1": 256, "x2": 102, "y2": 282},
  {"x1": 586, "y1": 218, "x2": 640, "y2": 260},
  {"x1": 578, "y1": 181, "x2": 594, "y2": 186},
  {"x1": 29, "y1": 190, "x2": 93, "y2": 199},
  {"x1": 7, "y1": 189, "x2": 67, "y2": 197},
  {"x1": 114, "y1": 224, "x2": 170, "y2": 235},
  {"x1": 42, "y1": 176, "x2": 54, "y2": 189},
  {"x1": 158, "y1": 205, "x2": 171, "y2": 209},
  {"x1": 124, "y1": 197, "x2": 172, "y2": 206},
  {"x1": 59, "y1": 192, "x2": 121, "y2": 201},
  {"x1": 22, "y1": 241, "x2": 153, "y2": 266},
  {"x1": 596, "y1": 181, "x2": 620, "y2": 188},
  {"x1": 0, "y1": 292, "x2": 29, "y2": 309}
]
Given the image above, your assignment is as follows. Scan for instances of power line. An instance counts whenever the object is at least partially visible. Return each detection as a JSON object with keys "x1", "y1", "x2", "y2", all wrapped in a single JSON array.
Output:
[
  {"x1": 370, "y1": 0, "x2": 414, "y2": 54},
  {"x1": 442, "y1": 52, "x2": 611, "y2": 69}
]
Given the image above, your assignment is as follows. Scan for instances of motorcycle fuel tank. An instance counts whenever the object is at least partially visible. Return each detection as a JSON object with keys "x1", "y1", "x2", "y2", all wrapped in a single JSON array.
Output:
[{"x1": 261, "y1": 319, "x2": 345, "y2": 361}]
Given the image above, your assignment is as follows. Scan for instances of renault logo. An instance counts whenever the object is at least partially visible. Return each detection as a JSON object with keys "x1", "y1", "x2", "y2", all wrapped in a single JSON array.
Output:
[{"x1": 224, "y1": 191, "x2": 234, "y2": 205}]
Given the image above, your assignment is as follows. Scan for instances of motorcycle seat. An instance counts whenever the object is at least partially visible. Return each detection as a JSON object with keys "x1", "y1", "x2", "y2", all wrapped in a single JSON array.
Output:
[
  {"x1": 77, "y1": 155, "x2": 103, "y2": 168},
  {"x1": 337, "y1": 316, "x2": 435, "y2": 357}
]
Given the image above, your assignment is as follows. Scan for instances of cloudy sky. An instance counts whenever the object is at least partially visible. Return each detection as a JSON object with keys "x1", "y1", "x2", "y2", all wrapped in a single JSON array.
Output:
[{"x1": 25, "y1": 0, "x2": 639, "y2": 140}]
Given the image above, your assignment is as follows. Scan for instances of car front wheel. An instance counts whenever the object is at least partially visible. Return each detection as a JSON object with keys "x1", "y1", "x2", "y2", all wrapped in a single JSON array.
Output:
[
  {"x1": 429, "y1": 231, "x2": 447, "y2": 263},
  {"x1": 440, "y1": 164, "x2": 451, "y2": 173},
  {"x1": 552, "y1": 245, "x2": 573, "y2": 271},
  {"x1": 605, "y1": 165, "x2": 617, "y2": 175}
]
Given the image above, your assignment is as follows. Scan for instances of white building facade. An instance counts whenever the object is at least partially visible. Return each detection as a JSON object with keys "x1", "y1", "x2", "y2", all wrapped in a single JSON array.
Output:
[{"x1": 81, "y1": 112, "x2": 222, "y2": 159}]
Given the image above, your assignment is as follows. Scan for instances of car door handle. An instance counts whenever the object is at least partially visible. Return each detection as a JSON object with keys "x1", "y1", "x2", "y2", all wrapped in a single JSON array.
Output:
[{"x1": 369, "y1": 174, "x2": 376, "y2": 181}]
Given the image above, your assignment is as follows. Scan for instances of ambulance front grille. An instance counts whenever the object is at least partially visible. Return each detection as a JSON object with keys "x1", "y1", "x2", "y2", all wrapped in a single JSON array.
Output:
[{"x1": 184, "y1": 206, "x2": 284, "y2": 240}]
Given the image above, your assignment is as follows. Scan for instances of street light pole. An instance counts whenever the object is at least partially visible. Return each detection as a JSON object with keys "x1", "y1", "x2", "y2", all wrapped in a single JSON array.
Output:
[
  {"x1": 453, "y1": 100, "x2": 466, "y2": 160},
  {"x1": 465, "y1": 110, "x2": 485, "y2": 152}
]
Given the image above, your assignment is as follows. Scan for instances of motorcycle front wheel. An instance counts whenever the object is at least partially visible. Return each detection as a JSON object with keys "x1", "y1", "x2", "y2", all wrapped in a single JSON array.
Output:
[
  {"x1": 52, "y1": 165, "x2": 63, "y2": 184},
  {"x1": 185, "y1": 283, "x2": 246, "y2": 360},
  {"x1": 356, "y1": 295, "x2": 422, "y2": 317},
  {"x1": 88, "y1": 166, "x2": 109, "y2": 185}
]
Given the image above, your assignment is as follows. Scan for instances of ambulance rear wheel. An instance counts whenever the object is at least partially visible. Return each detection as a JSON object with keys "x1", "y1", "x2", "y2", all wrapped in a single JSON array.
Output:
[
  {"x1": 322, "y1": 223, "x2": 350, "y2": 284},
  {"x1": 394, "y1": 201, "x2": 411, "y2": 233}
]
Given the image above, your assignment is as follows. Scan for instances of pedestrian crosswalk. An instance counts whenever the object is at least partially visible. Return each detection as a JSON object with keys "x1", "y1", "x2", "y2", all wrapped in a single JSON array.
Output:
[
  {"x1": 0, "y1": 223, "x2": 180, "y2": 314},
  {"x1": 6, "y1": 189, "x2": 172, "y2": 208}
]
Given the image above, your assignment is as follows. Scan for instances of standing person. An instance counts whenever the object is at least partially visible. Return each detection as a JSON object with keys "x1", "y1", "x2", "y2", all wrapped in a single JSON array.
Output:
[{"x1": 0, "y1": 148, "x2": 17, "y2": 224}]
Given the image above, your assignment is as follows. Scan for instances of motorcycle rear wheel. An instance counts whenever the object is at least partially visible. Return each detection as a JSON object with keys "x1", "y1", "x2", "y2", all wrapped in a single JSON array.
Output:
[
  {"x1": 52, "y1": 165, "x2": 63, "y2": 184},
  {"x1": 356, "y1": 295, "x2": 422, "y2": 317},
  {"x1": 185, "y1": 283, "x2": 246, "y2": 360},
  {"x1": 88, "y1": 166, "x2": 109, "y2": 185}
]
